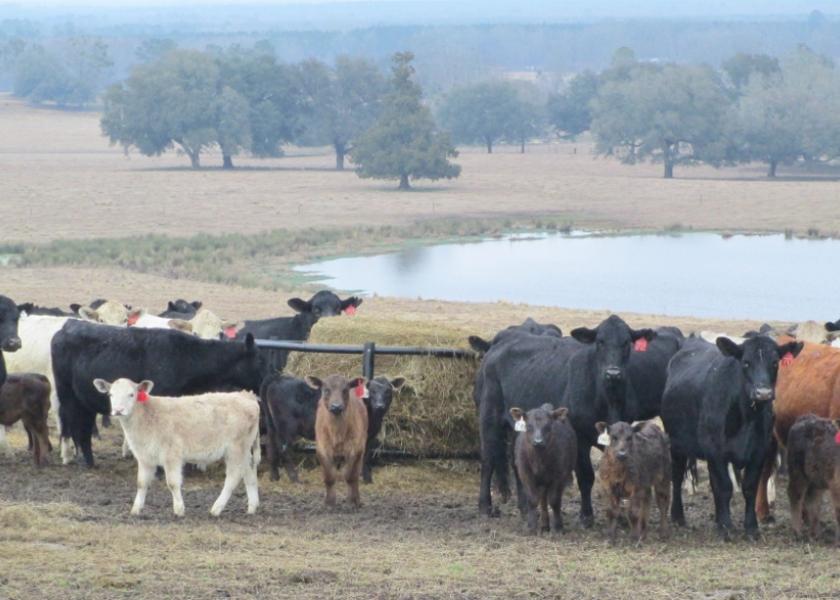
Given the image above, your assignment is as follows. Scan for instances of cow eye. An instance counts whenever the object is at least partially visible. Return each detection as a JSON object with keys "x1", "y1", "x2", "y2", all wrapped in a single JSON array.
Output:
[{"x1": 743, "y1": 361, "x2": 750, "y2": 369}]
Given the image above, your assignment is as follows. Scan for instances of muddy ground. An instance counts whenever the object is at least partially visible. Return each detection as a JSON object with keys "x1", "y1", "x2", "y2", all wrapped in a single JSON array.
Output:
[{"x1": 1, "y1": 426, "x2": 838, "y2": 600}]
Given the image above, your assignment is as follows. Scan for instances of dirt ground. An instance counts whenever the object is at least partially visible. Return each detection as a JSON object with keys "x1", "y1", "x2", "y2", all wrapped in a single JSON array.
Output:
[
  {"x1": 1, "y1": 426, "x2": 838, "y2": 600},
  {"x1": 3, "y1": 95, "x2": 840, "y2": 244}
]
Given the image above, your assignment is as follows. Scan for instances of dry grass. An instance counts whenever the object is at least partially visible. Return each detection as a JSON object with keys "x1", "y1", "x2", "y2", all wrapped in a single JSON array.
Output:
[{"x1": 3, "y1": 94, "x2": 840, "y2": 245}]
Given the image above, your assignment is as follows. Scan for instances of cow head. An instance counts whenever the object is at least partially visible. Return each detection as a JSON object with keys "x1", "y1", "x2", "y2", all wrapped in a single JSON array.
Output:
[
  {"x1": 94, "y1": 378, "x2": 153, "y2": 418},
  {"x1": 716, "y1": 335, "x2": 803, "y2": 405},
  {"x1": 78, "y1": 301, "x2": 141, "y2": 326},
  {"x1": 166, "y1": 299, "x2": 202, "y2": 315},
  {"x1": 572, "y1": 315, "x2": 654, "y2": 386},
  {"x1": 228, "y1": 334, "x2": 266, "y2": 392},
  {"x1": 595, "y1": 421, "x2": 641, "y2": 462},
  {"x1": 306, "y1": 374, "x2": 365, "y2": 416},
  {"x1": 0, "y1": 296, "x2": 21, "y2": 352},
  {"x1": 172, "y1": 308, "x2": 237, "y2": 340},
  {"x1": 365, "y1": 376, "x2": 405, "y2": 415},
  {"x1": 510, "y1": 403, "x2": 568, "y2": 449},
  {"x1": 288, "y1": 291, "x2": 363, "y2": 321}
]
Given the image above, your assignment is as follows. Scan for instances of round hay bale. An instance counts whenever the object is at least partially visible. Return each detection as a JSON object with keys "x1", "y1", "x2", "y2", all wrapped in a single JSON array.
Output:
[{"x1": 286, "y1": 316, "x2": 480, "y2": 457}]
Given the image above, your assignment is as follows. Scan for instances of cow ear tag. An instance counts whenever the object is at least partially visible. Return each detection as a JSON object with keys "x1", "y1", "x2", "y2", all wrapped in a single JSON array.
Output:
[
  {"x1": 780, "y1": 352, "x2": 794, "y2": 368},
  {"x1": 343, "y1": 305, "x2": 357, "y2": 316},
  {"x1": 514, "y1": 418, "x2": 527, "y2": 433},
  {"x1": 834, "y1": 430, "x2": 840, "y2": 446},
  {"x1": 223, "y1": 326, "x2": 237, "y2": 339},
  {"x1": 597, "y1": 432, "x2": 610, "y2": 446},
  {"x1": 354, "y1": 382, "x2": 366, "y2": 399},
  {"x1": 634, "y1": 338, "x2": 648, "y2": 352},
  {"x1": 136, "y1": 389, "x2": 149, "y2": 403},
  {"x1": 127, "y1": 313, "x2": 141, "y2": 327}
]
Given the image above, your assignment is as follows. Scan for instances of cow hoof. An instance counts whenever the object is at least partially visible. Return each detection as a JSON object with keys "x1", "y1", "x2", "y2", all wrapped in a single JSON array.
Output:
[
  {"x1": 580, "y1": 514, "x2": 594, "y2": 529},
  {"x1": 760, "y1": 515, "x2": 775, "y2": 525},
  {"x1": 744, "y1": 528, "x2": 760, "y2": 541}
]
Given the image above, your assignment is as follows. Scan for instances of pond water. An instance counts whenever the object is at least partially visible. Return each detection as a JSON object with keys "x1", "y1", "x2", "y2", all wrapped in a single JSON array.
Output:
[{"x1": 295, "y1": 232, "x2": 840, "y2": 321}]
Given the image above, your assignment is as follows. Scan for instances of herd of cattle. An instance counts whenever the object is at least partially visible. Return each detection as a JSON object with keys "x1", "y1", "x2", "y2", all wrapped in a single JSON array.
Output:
[{"x1": 0, "y1": 290, "x2": 839, "y2": 544}]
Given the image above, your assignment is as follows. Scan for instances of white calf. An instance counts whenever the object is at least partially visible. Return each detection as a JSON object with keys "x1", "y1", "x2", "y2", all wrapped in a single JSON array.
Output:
[
  {"x1": 131, "y1": 309, "x2": 236, "y2": 340},
  {"x1": 94, "y1": 378, "x2": 260, "y2": 517}
]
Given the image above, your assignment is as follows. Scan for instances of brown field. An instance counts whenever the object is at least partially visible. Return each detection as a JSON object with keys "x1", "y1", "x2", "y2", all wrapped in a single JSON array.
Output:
[{"x1": 2, "y1": 95, "x2": 839, "y2": 599}]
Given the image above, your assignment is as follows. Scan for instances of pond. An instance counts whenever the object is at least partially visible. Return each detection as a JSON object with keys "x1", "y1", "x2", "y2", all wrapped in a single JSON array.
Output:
[{"x1": 294, "y1": 232, "x2": 840, "y2": 321}]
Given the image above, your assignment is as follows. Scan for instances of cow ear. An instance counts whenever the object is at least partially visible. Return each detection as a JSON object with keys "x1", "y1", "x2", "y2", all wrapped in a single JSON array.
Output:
[
  {"x1": 390, "y1": 376, "x2": 406, "y2": 390},
  {"x1": 287, "y1": 298, "x2": 311, "y2": 314},
  {"x1": 92, "y1": 378, "x2": 111, "y2": 394},
  {"x1": 631, "y1": 421, "x2": 646, "y2": 433},
  {"x1": 546, "y1": 324, "x2": 563, "y2": 337},
  {"x1": 167, "y1": 301, "x2": 178, "y2": 312},
  {"x1": 305, "y1": 376, "x2": 323, "y2": 390},
  {"x1": 78, "y1": 306, "x2": 100, "y2": 322},
  {"x1": 191, "y1": 301, "x2": 203, "y2": 310},
  {"x1": 138, "y1": 380, "x2": 154, "y2": 394},
  {"x1": 778, "y1": 341, "x2": 804, "y2": 359},
  {"x1": 168, "y1": 319, "x2": 193, "y2": 333},
  {"x1": 244, "y1": 333, "x2": 256, "y2": 352},
  {"x1": 16, "y1": 303, "x2": 32, "y2": 314},
  {"x1": 716, "y1": 336, "x2": 743, "y2": 359},
  {"x1": 595, "y1": 421, "x2": 608, "y2": 434},
  {"x1": 468, "y1": 336, "x2": 491, "y2": 354},
  {"x1": 509, "y1": 407, "x2": 524, "y2": 422},
  {"x1": 341, "y1": 296, "x2": 363, "y2": 310},
  {"x1": 631, "y1": 328, "x2": 656, "y2": 342},
  {"x1": 551, "y1": 407, "x2": 568, "y2": 421},
  {"x1": 571, "y1": 326, "x2": 597, "y2": 344},
  {"x1": 69, "y1": 303, "x2": 82, "y2": 314},
  {"x1": 825, "y1": 321, "x2": 840, "y2": 333}
]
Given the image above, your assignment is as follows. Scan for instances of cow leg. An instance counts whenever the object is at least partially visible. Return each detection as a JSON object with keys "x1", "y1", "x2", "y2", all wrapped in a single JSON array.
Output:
[
  {"x1": 317, "y1": 448, "x2": 338, "y2": 507},
  {"x1": 243, "y1": 451, "x2": 260, "y2": 515},
  {"x1": 77, "y1": 413, "x2": 96, "y2": 468},
  {"x1": 787, "y1": 466, "x2": 808, "y2": 538},
  {"x1": 606, "y1": 494, "x2": 620, "y2": 544},
  {"x1": 707, "y1": 459, "x2": 734, "y2": 538},
  {"x1": 362, "y1": 439, "x2": 377, "y2": 484},
  {"x1": 478, "y1": 418, "x2": 504, "y2": 516},
  {"x1": 550, "y1": 482, "x2": 564, "y2": 533},
  {"x1": 211, "y1": 453, "x2": 245, "y2": 517},
  {"x1": 345, "y1": 452, "x2": 363, "y2": 508},
  {"x1": 538, "y1": 488, "x2": 550, "y2": 533},
  {"x1": 163, "y1": 460, "x2": 186, "y2": 517},
  {"x1": 670, "y1": 452, "x2": 688, "y2": 526},
  {"x1": 804, "y1": 487, "x2": 823, "y2": 541},
  {"x1": 574, "y1": 440, "x2": 595, "y2": 527},
  {"x1": 132, "y1": 460, "x2": 156, "y2": 515},
  {"x1": 741, "y1": 457, "x2": 765, "y2": 538},
  {"x1": 755, "y1": 437, "x2": 777, "y2": 524},
  {"x1": 0, "y1": 426, "x2": 9, "y2": 457},
  {"x1": 830, "y1": 483, "x2": 840, "y2": 546},
  {"x1": 264, "y1": 432, "x2": 280, "y2": 481}
]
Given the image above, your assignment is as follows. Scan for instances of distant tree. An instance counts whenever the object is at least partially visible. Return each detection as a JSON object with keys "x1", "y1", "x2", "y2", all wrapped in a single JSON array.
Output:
[
  {"x1": 726, "y1": 46, "x2": 840, "y2": 176},
  {"x1": 590, "y1": 63, "x2": 730, "y2": 178},
  {"x1": 215, "y1": 86, "x2": 252, "y2": 169},
  {"x1": 722, "y1": 53, "x2": 780, "y2": 90},
  {"x1": 135, "y1": 38, "x2": 177, "y2": 62},
  {"x1": 438, "y1": 80, "x2": 526, "y2": 153},
  {"x1": 101, "y1": 50, "x2": 220, "y2": 168},
  {"x1": 505, "y1": 82, "x2": 546, "y2": 153},
  {"x1": 351, "y1": 52, "x2": 460, "y2": 190},
  {"x1": 215, "y1": 46, "x2": 306, "y2": 162},
  {"x1": 298, "y1": 56, "x2": 387, "y2": 170},
  {"x1": 547, "y1": 70, "x2": 598, "y2": 139},
  {"x1": 13, "y1": 37, "x2": 111, "y2": 107}
]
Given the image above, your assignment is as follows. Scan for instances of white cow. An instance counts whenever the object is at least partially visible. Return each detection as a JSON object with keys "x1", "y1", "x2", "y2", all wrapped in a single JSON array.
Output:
[
  {"x1": 131, "y1": 308, "x2": 236, "y2": 340},
  {"x1": 698, "y1": 331, "x2": 747, "y2": 345},
  {"x1": 94, "y1": 378, "x2": 260, "y2": 517}
]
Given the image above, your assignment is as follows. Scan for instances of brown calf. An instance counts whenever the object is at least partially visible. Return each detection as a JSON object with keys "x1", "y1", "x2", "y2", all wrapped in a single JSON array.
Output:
[
  {"x1": 596, "y1": 419, "x2": 670, "y2": 544},
  {"x1": 0, "y1": 373, "x2": 52, "y2": 466},
  {"x1": 786, "y1": 414, "x2": 840, "y2": 544},
  {"x1": 510, "y1": 404, "x2": 576, "y2": 534},
  {"x1": 308, "y1": 374, "x2": 369, "y2": 508}
]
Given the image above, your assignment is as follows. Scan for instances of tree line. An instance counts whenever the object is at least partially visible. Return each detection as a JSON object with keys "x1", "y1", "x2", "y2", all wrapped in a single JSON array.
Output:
[{"x1": 101, "y1": 48, "x2": 459, "y2": 188}]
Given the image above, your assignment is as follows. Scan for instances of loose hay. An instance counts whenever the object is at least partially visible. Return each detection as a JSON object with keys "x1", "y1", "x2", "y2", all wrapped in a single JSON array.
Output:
[{"x1": 286, "y1": 316, "x2": 480, "y2": 457}]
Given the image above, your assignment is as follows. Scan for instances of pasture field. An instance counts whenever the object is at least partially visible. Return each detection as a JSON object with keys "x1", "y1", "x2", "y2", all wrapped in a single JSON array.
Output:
[{"x1": 2, "y1": 96, "x2": 840, "y2": 599}]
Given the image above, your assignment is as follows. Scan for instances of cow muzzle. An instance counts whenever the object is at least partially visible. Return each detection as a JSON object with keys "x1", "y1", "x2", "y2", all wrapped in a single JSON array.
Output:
[
  {"x1": 751, "y1": 387, "x2": 774, "y2": 403},
  {"x1": 604, "y1": 367, "x2": 623, "y2": 381},
  {"x1": 2, "y1": 336, "x2": 21, "y2": 352},
  {"x1": 531, "y1": 437, "x2": 545, "y2": 448},
  {"x1": 111, "y1": 409, "x2": 125, "y2": 417},
  {"x1": 329, "y1": 404, "x2": 344, "y2": 415}
]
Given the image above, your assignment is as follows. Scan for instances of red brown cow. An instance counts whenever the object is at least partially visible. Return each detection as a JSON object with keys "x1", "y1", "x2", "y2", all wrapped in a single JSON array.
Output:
[
  {"x1": 756, "y1": 340, "x2": 840, "y2": 521},
  {"x1": 309, "y1": 374, "x2": 369, "y2": 508},
  {"x1": 0, "y1": 373, "x2": 52, "y2": 465}
]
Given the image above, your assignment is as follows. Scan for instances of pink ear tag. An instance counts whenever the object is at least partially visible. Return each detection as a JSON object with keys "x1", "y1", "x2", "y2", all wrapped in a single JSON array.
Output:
[
  {"x1": 780, "y1": 352, "x2": 794, "y2": 368},
  {"x1": 834, "y1": 430, "x2": 840, "y2": 446},
  {"x1": 127, "y1": 313, "x2": 141, "y2": 326},
  {"x1": 634, "y1": 338, "x2": 648, "y2": 352},
  {"x1": 344, "y1": 305, "x2": 357, "y2": 316},
  {"x1": 136, "y1": 389, "x2": 149, "y2": 403},
  {"x1": 354, "y1": 381, "x2": 365, "y2": 399},
  {"x1": 223, "y1": 326, "x2": 237, "y2": 339}
]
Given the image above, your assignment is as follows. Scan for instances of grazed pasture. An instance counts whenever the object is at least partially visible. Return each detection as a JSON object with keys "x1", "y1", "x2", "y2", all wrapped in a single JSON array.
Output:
[{"x1": 2, "y1": 96, "x2": 840, "y2": 599}]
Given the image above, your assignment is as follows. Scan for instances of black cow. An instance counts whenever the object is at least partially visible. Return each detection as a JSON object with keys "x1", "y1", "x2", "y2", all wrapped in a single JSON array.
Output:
[
  {"x1": 51, "y1": 320, "x2": 267, "y2": 467},
  {"x1": 260, "y1": 373, "x2": 403, "y2": 484},
  {"x1": 0, "y1": 296, "x2": 22, "y2": 387},
  {"x1": 159, "y1": 299, "x2": 203, "y2": 318},
  {"x1": 661, "y1": 335, "x2": 803, "y2": 538},
  {"x1": 237, "y1": 291, "x2": 362, "y2": 372},
  {"x1": 468, "y1": 318, "x2": 562, "y2": 355},
  {"x1": 16, "y1": 303, "x2": 75, "y2": 317}
]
